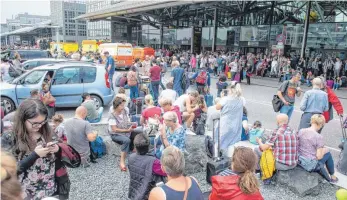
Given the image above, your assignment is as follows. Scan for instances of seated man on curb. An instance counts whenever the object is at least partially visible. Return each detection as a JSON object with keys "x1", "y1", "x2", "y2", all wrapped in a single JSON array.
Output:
[
  {"x1": 65, "y1": 106, "x2": 98, "y2": 167},
  {"x1": 128, "y1": 133, "x2": 166, "y2": 200},
  {"x1": 255, "y1": 114, "x2": 298, "y2": 184},
  {"x1": 81, "y1": 92, "x2": 104, "y2": 123}
]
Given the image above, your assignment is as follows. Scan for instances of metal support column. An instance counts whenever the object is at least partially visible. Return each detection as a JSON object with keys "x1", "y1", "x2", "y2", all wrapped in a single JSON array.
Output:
[
  {"x1": 268, "y1": 1, "x2": 276, "y2": 49},
  {"x1": 212, "y1": 8, "x2": 218, "y2": 52},
  {"x1": 160, "y1": 25, "x2": 164, "y2": 49},
  {"x1": 301, "y1": 1, "x2": 311, "y2": 58}
]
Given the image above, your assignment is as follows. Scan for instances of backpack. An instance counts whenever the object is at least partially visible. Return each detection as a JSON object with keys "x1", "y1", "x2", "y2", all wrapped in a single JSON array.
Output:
[
  {"x1": 205, "y1": 135, "x2": 214, "y2": 158},
  {"x1": 8, "y1": 64, "x2": 22, "y2": 78},
  {"x1": 90, "y1": 136, "x2": 106, "y2": 158},
  {"x1": 196, "y1": 71, "x2": 207, "y2": 84},
  {"x1": 260, "y1": 149, "x2": 276, "y2": 180},
  {"x1": 144, "y1": 117, "x2": 160, "y2": 136}
]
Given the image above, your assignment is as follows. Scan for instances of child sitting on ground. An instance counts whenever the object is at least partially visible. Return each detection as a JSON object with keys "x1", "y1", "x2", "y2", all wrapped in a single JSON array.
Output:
[
  {"x1": 248, "y1": 121, "x2": 265, "y2": 145},
  {"x1": 306, "y1": 70, "x2": 313, "y2": 87},
  {"x1": 333, "y1": 76, "x2": 342, "y2": 90},
  {"x1": 52, "y1": 114, "x2": 67, "y2": 143},
  {"x1": 216, "y1": 74, "x2": 228, "y2": 97}
]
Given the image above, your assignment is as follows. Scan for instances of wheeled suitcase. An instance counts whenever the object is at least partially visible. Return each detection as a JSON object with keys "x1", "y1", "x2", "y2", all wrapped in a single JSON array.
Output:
[
  {"x1": 130, "y1": 97, "x2": 144, "y2": 125},
  {"x1": 206, "y1": 119, "x2": 230, "y2": 184}
]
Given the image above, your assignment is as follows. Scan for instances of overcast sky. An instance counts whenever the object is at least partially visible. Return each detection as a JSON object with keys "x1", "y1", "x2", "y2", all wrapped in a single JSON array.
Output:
[{"x1": 1, "y1": 0, "x2": 50, "y2": 23}]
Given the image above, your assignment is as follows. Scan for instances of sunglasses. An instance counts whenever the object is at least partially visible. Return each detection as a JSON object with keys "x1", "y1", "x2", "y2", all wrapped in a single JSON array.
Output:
[{"x1": 27, "y1": 117, "x2": 48, "y2": 128}]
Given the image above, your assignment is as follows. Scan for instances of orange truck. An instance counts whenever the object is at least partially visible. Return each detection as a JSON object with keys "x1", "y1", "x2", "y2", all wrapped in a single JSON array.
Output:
[
  {"x1": 98, "y1": 43, "x2": 133, "y2": 69},
  {"x1": 132, "y1": 47, "x2": 155, "y2": 61}
]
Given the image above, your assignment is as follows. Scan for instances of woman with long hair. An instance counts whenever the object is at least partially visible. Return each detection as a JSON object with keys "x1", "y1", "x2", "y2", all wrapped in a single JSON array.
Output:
[
  {"x1": 1, "y1": 99, "x2": 61, "y2": 200},
  {"x1": 209, "y1": 147, "x2": 263, "y2": 200}
]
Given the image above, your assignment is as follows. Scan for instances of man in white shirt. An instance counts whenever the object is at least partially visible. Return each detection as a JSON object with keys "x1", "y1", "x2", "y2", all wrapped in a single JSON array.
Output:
[
  {"x1": 159, "y1": 82, "x2": 178, "y2": 103},
  {"x1": 271, "y1": 57, "x2": 279, "y2": 76}
]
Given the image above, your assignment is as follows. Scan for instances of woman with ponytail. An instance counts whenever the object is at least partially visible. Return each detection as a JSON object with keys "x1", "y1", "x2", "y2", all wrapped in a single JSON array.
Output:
[
  {"x1": 216, "y1": 82, "x2": 245, "y2": 156},
  {"x1": 209, "y1": 147, "x2": 263, "y2": 200}
]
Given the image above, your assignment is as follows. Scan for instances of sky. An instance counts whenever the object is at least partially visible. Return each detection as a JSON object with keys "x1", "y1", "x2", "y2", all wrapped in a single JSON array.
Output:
[{"x1": 0, "y1": 0, "x2": 50, "y2": 23}]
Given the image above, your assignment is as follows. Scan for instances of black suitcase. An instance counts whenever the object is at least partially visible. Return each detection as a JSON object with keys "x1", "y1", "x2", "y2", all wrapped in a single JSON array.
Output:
[{"x1": 206, "y1": 119, "x2": 230, "y2": 184}]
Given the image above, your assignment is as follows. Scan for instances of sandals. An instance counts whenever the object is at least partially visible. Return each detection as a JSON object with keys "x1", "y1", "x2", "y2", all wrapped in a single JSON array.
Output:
[{"x1": 330, "y1": 177, "x2": 339, "y2": 183}]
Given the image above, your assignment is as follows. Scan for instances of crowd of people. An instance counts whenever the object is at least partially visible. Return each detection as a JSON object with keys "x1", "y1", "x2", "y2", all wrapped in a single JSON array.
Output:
[{"x1": 1, "y1": 47, "x2": 347, "y2": 200}]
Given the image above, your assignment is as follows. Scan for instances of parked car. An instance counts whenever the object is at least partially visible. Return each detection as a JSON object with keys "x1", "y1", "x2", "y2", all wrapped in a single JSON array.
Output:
[
  {"x1": 0, "y1": 50, "x2": 52, "y2": 62},
  {"x1": 21, "y1": 58, "x2": 68, "y2": 70},
  {"x1": 1, "y1": 62, "x2": 114, "y2": 113}
]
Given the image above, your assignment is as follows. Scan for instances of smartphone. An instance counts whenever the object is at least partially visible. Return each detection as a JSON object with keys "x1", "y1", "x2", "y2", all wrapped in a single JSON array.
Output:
[{"x1": 43, "y1": 141, "x2": 59, "y2": 148}]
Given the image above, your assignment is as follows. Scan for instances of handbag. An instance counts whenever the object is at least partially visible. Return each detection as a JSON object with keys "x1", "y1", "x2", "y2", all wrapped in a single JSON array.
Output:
[
  {"x1": 272, "y1": 95, "x2": 283, "y2": 112},
  {"x1": 260, "y1": 149, "x2": 276, "y2": 180},
  {"x1": 272, "y1": 81, "x2": 289, "y2": 112}
]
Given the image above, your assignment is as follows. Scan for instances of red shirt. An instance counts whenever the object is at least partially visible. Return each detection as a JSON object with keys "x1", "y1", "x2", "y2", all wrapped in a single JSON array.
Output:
[
  {"x1": 149, "y1": 65, "x2": 162, "y2": 81},
  {"x1": 141, "y1": 107, "x2": 162, "y2": 121}
]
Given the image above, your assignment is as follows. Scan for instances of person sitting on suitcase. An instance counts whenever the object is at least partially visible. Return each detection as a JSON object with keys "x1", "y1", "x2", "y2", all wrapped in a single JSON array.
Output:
[
  {"x1": 149, "y1": 146, "x2": 204, "y2": 200},
  {"x1": 108, "y1": 97, "x2": 143, "y2": 171},
  {"x1": 128, "y1": 133, "x2": 166, "y2": 200},
  {"x1": 155, "y1": 112, "x2": 186, "y2": 158},
  {"x1": 209, "y1": 147, "x2": 264, "y2": 200}
]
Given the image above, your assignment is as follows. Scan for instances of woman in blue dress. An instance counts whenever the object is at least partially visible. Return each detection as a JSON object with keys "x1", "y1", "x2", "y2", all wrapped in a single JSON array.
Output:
[{"x1": 216, "y1": 82, "x2": 244, "y2": 155}]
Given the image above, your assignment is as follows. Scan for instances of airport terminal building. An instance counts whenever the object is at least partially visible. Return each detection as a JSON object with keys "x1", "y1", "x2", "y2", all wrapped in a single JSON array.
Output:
[{"x1": 77, "y1": 1, "x2": 347, "y2": 58}]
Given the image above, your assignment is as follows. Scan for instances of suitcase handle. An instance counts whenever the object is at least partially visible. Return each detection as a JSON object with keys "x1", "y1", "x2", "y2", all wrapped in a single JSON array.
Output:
[{"x1": 212, "y1": 118, "x2": 220, "y2": 159}]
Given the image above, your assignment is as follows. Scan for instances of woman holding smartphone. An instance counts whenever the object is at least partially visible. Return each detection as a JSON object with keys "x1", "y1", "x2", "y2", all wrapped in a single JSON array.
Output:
[{"x1": 1, "y1": 99, "x2": 61, "y2": 200}]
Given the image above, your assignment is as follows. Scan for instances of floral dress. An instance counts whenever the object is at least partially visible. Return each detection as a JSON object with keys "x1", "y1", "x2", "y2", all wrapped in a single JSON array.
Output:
[{"x1": 1, "y1": 132, "x2": 57, "y2": 200}]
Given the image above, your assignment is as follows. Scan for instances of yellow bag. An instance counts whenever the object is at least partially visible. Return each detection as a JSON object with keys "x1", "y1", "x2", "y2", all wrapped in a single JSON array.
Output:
[
  {"x1": 227, "y1": 72, "x2": 232, "y2": 79},
  {"x1": 260, "y1": 149, "x2": 276, "y2": 180}
]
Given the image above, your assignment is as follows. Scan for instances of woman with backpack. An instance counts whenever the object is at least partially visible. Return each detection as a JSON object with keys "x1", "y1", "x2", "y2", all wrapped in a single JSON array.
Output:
[{"x1": 127, "y1": 66, "x2": 139, "y2": 100}]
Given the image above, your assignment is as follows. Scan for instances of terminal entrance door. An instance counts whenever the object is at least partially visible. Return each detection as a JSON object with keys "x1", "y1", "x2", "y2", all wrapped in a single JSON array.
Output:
[{"x1": 242, "y1": 47, "x2": 266, "y2": 55}]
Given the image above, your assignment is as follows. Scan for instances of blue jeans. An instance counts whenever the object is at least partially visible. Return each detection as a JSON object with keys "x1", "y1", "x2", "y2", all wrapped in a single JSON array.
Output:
[
  {"x1": 315, "y1": 152, "x2": 335, "y2": 181},
  {"x1": 87, "y1": 107, "x2": 104, "y2": 123},
  {"x1": 333, "y1": 83, "x2": 340, "y2": 90},
  {"x1": 109, "y1": 74, "x2": 114, "y2": 91},
  {"x1": 284, "y1": 74, "x2": 291, "y2": 81},
  {"x1": 151, "y1": 81, "x2": 160, "y2": 102},
  {"x1": 280, "y1": 105, "x2": 294, "y2": 121},
  {"x1": 129, "y1": 85, "x2": 138, "y2": 99}
]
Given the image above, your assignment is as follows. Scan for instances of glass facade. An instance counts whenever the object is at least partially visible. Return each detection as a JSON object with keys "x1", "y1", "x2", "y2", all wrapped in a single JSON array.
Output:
[{"x1": 86, "y1": 0, "x2": 111, "y2": 40}]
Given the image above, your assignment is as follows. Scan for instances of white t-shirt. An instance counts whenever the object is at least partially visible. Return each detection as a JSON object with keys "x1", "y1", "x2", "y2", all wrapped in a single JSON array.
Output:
[
  {"x1": 174, "y1": 94, "x2": 188, "y2": 112},
  {"x1": 229, "y1": 61, "x2": 238, "y2": 72},
  {"x1": 159, "y1": 89, "x2": 178, "y2": 103}
]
